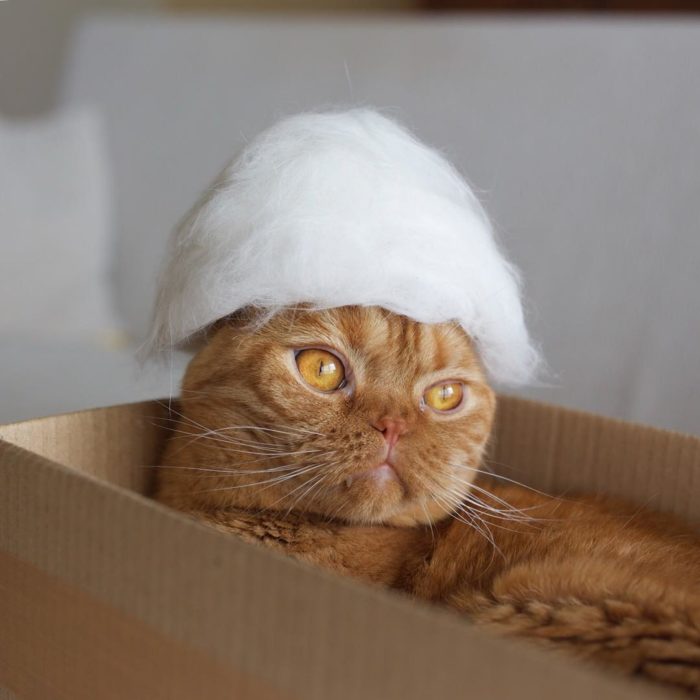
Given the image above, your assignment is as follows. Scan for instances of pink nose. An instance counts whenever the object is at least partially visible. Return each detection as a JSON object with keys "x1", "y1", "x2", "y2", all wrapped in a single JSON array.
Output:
[{"x1": 371, "y1": 417, "x2": 408, "y2": 448}]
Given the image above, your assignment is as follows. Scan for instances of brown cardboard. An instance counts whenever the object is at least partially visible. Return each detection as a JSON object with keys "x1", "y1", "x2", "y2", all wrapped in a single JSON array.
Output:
[{"x1": 1, "y1": 396, "x2": 697, "y2": 700}]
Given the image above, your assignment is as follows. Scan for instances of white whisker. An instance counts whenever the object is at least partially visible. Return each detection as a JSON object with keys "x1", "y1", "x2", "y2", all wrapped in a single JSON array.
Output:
[
  {"x1": 450, "y1": 461, "x2": 561, "y2": 500},
  {"x1": 190, "y1": 461, "x2": 332, "y2": 494}
]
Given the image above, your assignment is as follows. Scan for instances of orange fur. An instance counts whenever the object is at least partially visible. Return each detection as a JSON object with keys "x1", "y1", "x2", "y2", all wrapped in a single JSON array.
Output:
[{"x1": 156, "y1": 306, "x2": 700, "y2": 694}]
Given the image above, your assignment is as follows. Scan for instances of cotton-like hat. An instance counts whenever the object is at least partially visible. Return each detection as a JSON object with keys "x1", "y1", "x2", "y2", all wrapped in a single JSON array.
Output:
[{"x1": 147, "y1": 108, "x2": 540, "y2": 386}]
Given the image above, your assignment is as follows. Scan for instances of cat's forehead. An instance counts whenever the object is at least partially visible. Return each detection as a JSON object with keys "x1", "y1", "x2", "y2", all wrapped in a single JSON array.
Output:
[{"x1": 267, "y1": 306, "x2": 481, "y2": 377}]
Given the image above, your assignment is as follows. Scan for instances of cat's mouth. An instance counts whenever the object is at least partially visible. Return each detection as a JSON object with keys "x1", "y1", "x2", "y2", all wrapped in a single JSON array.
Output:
[
  {"x1": 343, "y1": 462, "x2": 401, "y2": 490},
  {"x1": 334, "y1": 460, "x2": 427, "y2": 524}
]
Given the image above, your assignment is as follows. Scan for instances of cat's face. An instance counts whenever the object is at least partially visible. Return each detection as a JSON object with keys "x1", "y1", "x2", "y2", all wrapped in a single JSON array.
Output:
[{"x1": 170, "y1": 306, "x2": 496, "y2": 526}]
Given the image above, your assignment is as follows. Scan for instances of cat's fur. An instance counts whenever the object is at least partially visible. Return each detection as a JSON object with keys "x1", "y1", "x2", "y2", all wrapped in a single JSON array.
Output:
[{"x1": 156, "y1": 306, "x2": 700, "y2": 694}]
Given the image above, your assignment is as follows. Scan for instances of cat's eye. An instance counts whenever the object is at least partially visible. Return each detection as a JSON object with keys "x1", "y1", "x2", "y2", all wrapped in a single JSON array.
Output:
[
  {"x1": 423, "y1": 382, "x2": 464, "y2": 412},
  {"x1": 295, "y1": 348, "x2": 346, "y2": 392}
]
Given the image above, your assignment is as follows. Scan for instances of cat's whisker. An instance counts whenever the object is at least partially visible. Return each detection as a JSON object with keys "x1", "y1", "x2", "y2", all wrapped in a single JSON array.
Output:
[
  {"x1": 324, "y1": 485, "x2": 355, "y2": 523},
  {"x1": 160, "y1": 425, "x2": 328, "y2": 458},
  {"x1": 143, "y1": 462, "x2": 318, "y2": 477},
  {"x1": 299, "y1": 461, "x2": 372, "y2": 523},
  {"x1": 412, "y1": 472, "x2": 501, "y2": 555},
  {"x1": 418, "y1": 472, "x2": 519, "y2": 548},
  {"x1": 450, "y1": 461, "x2": 564, "y2": 501},
  {"x1": 212, "y1": 444, "x2": 327, "y2": 458},
  {"x1": 451, "y1": 500, "x2": 532, "y2": 534},
  {"x1": 167, "y1": 432, "x2": 282, "y2": 456},
  {"x1": 450, "y1": 486, "x2": 540, "y2": 520},
  {"x1": 154, "y1": 417, "x2": 333, "y2": 462},
  {"x1": 190, "y1": 432, "x2": 296, "y2": 450},
  {"x1": 264, "y1": 461, "x2": 342, "y2": 513},
  {"x1": 155, "y1": 403, "x2": 223, "y2": 435},
  {"x1": 282, "y1": 469, "x2": 337, "y2": 518},
  {"x1": 429, "y1": 490, "x2": 502, "y2": 557},
  {"x1": 454, "y1": 490, "x2": 547, "y2": 527},
  {"x1": 446, "y1": 471, "x2": 550, "y2": 518},
  {"x1": 315, "y1": 478, "x2": 347, "y2": 520},
  {"x1": 161, "y1": 425, "x2": 295, "y2": 451},
  {"x1": 256, "y1": 462, "x2": 337, "y2": 498},
  {"x1": 203, "y1": 459, "x2": 342, "y2": 508},
  {"x1": 461, "y1": 497, "x2": 540, "y2": 527},
  {"x1": 153, "y1": 418, "x2": 280, "y2": 453},
  {"x1": 420, "y1": 500, "x2": 437, "y2": 544},
  {"x1": 464, "y1": 507, "x2": 503, "y2": 570},
  {"x1": 464, "y1": 490, "x2": 553, "y2": 523},
  {"x1": 159, "y1": 397, "x2": 328, "y2": 438},
  {"x1": 305, "y1": 472, "x2": 341, "y2": 516},
  {"x1": 217, "y1": 423, "x2": 326, "y2": 438},
  {"x1": 439, "y1": 484, "x2": 531, "y2": 523},
  {"x1": 189, "y1": 461, "x2": 333, "y2": 494},
  {"x1": 155, "y1": 405, "x2": 315, "y2": 449},
  {"x1": 462, "y1": 508, "x2": 500, "y2": 553},
  {"x1": 154, "y1": 407, "x2": 329, "y2": 444},
  {"x1": 436, "y1": 485, "x2": 527, "y2": 529},
  {"x1": 450, "y1": 503, "x2": 501, "y2": 554},
  {"x1": 163, "y1": 447, "x2": 331, "y2": 470}
]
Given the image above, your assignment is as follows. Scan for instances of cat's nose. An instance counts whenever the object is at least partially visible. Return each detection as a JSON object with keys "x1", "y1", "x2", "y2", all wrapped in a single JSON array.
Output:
[{"x1": 371, "y1": 417, "x2": 408, "y2": 448}]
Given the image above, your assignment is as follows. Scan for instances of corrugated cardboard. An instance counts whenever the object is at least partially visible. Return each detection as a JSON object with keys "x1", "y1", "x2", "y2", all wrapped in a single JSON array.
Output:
[{"x1": 1, "y1": 396, "x2": 698, "y2": 700}]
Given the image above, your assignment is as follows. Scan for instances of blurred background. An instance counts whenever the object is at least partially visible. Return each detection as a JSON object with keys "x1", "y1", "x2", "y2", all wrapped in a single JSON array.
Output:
[{"x1": 0, "y1": 0, "x2": 698, "y2": 435}]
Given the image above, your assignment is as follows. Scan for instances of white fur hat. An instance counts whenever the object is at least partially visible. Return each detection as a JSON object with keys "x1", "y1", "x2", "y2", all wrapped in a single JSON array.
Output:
[{"x1": 147, "y1": 108, "x2": 540, "y2": 386}]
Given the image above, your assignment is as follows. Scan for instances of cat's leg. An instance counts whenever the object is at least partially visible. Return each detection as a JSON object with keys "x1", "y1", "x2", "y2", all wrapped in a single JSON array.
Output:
[
  {"x1": 176, "y1": 506, "x2": 424, "y2": 587},
  {"x1": 450, "y1": 558, "x2": 700, "y2": 694}
]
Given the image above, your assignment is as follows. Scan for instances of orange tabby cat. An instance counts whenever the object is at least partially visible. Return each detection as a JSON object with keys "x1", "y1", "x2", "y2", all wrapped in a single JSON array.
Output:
[{"x1": 156, "y1": 306, "x2": 700, "y2": 694}]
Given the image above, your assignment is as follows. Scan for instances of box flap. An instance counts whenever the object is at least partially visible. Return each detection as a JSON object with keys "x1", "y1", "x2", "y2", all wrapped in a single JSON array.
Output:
[
  {"x1": 0, "y1": 400, "x2": 169, "y2": 495},
  {"x1": 2, "y1": 395, "x2": 696, "y2": 522},
  {"x1": 490, "y1": 395, "x2": 700, "y2": 523}
]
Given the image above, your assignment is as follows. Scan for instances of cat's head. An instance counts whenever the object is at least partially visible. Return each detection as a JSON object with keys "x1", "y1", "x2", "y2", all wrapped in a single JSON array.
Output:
[{"x1": 164, "y1": 305, "x2": 496, "y2": 526}]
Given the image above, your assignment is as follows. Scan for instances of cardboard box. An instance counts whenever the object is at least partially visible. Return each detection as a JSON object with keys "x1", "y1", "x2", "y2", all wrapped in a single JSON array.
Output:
[{"x1": 1, "y1": 396, "x2": 698, "y2": 700}]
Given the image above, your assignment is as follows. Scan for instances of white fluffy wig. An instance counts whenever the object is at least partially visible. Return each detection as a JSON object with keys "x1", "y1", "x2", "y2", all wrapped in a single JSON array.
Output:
[{"x1": 147, "y1": 108, "x2": 540, "y2": 386}]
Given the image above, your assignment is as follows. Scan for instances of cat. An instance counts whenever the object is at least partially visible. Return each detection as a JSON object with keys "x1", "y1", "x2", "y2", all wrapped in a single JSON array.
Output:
[{"x1": 156, "y1": 305, "x2": 700, "y2": 694}]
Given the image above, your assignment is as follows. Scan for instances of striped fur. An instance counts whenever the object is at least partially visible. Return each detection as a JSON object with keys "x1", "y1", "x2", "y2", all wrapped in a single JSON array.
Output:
[
  {"x1": 156, "y1": 306, "x2": 700, "y2": 695},
  {"x1": 157, "y1": 305, "x2": 495, "y2": 525}
]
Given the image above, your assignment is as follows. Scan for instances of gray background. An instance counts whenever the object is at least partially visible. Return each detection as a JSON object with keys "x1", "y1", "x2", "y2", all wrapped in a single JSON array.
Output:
[{"x1": 61, "y1": 16, "x2": 700, "y2": 434}]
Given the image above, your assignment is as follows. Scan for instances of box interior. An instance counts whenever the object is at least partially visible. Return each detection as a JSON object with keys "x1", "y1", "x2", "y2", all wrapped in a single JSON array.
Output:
[{"x1": 1, "y1": 396, "x2": 698, "y2": 700}]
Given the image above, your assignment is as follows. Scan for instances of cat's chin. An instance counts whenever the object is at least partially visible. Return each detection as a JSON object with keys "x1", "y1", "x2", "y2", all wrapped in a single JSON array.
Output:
[
  {"x1": 321, "y1": 468, "x2": 453, "y2": 527},
  {"x1": 313, "y1": 463, "x2": 406, "y2": 524},
  {"x1": 383, "y1": 499, "x2": 454, "y2": 527},
  {"x1": 336, "y1": 499, "x2": 451, "y2": 527},
  {"x1": 383, "y1": 512, "x2": 431, "y2": 527}
]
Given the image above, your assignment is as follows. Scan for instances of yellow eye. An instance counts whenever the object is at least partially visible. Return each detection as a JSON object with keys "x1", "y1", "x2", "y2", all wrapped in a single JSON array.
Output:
[
  {"x1": 423, "y1": 382, "x2": 464, "y2": 412},
  {"x1": 295, "y1": 349, "x2": 346, "y2": 392}
]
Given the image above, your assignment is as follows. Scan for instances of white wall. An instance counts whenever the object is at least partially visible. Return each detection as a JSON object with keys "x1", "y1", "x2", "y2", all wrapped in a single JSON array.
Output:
[{"x1": 0, "y1": 0, "x2": 162, "y2": 117}]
